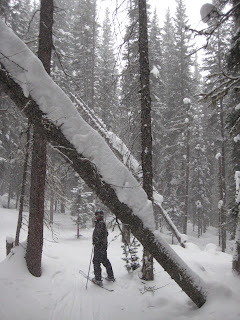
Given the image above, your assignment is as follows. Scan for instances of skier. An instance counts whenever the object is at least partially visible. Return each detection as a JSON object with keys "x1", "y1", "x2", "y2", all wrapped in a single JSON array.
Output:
[{"x1": 92, "y1": 210, "x2": 115, "y2": 285}]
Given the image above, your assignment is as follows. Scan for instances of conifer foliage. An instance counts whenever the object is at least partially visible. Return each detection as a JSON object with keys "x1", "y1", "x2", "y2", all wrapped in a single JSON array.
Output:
[{"x1": 0, "y1": 0, "x2": 240, "y2": 290}]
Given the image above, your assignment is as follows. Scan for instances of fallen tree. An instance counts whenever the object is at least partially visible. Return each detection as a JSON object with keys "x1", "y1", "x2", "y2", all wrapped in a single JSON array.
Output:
[
  {"x1": 0, "y1": 20, "x2": 207, "y2": 307},
  {"x1": 71, "y1": 94, "x2": 186, "y2": 247}
]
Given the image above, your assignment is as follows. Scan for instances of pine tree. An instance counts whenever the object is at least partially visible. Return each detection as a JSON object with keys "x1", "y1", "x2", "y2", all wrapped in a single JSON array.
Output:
[
  {"x1": 71, "y1": 0, "x2": 99, "y2": 110},
  {"x1": 148, "y1": 8, "x2": 164, "y2": 200},
  {"x1": 138, "y1": 0, "x2": 154, "y2": 281},
  {"x1": 120, "y1": 0, "x2": 141, "y2": 160},
  {"x1": 51, "y1": 0, "x2": 79, "y2": 94},
  {"x1": 71, "y1": 178, "x2": 94, "y2": 228},
  {"x1": 173, "y1": 0, "x2": 192, "y2": 105},
  {"x1": 0, "y1": 0, "x2": 11, "y2": 22},
  {"x1": 172, "y1": 0, "x2": 194, "y2": 234},
  {"x1": 98, "y1": 8, "x2": 119, "y2": 131},
  {"x1": 201, "y1": 0, "x2": 232, "y2": 250},
  {"x1": 0, "y1": 0, "x2": 39, "y2": 206},
  {"x1": 226, "y1": 0, "x2": 240, "y2": 240},
  {"x1": 25, "y1": 0, "x2": 53, "y2": 277},
  {"x1": 160, "y1": 3, "x2": 194, "y2": 233}
]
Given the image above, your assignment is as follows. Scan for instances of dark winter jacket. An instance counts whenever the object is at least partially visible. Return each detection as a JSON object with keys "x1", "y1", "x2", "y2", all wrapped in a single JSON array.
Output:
[{"x1": 92, "y1": 219, "x2": 108, "y2": 248}]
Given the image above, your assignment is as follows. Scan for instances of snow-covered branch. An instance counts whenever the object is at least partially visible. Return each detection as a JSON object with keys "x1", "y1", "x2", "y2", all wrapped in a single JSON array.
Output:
[
  {"x1": 70, "y1": 93, "x2": 186, "y2": 247},
  {"x1": 0, "y1": 19, "x2": 206, "y2": 307}
]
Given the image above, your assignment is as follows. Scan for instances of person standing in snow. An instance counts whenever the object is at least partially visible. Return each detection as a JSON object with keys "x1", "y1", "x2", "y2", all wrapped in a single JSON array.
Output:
[{"x1": 92, "y1": 210, "x2": 115, "y2": 285}]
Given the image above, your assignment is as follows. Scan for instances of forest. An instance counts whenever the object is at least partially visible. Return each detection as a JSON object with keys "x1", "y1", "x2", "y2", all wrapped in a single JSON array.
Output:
[{"x1": 0, "y1": 0, "x2": 240, "y2": 313}]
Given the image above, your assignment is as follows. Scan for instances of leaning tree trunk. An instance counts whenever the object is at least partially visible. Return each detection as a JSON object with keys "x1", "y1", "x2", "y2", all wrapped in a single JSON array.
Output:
[
  {"x1": 0, "y1": 65, "x2": 207, "y2": 308},
  {"x1": 0, "y1": 21, "x2": 207, "y2": 307},
  {"x1": 25, "y1": 0, "x2": 53, "y2": 277},
  {"x1": 138, "y1": 0, "x2": 154, "y2": 281}
]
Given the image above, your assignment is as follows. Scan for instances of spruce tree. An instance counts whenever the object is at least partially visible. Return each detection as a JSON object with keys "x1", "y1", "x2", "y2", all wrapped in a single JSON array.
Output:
[
  {"x1": 71, "y1": 0, "x2": 99, "y2": 111},
  {"x1": 201, "y1": 0, "x2": 232, "y2": 250},
  {"x1": 120, "y1": 0, "x2": 141, "y2": 160},
  {"x1": 98, "y1": 8, "x2": 119, "y2": 131},
  {"x1": 148, "y1": 8, "x2": 164, "y2": 197}
]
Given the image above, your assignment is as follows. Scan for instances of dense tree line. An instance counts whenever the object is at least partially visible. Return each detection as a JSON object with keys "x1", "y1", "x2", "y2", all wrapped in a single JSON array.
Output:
[{"x1": 0, "y1": 0, "x2": 239, "y2": 260}]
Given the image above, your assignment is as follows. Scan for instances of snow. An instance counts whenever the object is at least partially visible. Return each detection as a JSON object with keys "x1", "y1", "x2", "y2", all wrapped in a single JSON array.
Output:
[
  {"x1": 235, "y1": 103, "x2": 240, "y2": 111},
  {"x1": 1, "y1": 19, "x2": 240, "y2": 315},
  {"x1": 196, "y1": 200, "x2": 202, "y2": 209},
  {"x1": 0, "y1": 19, "x2": 155, "y2": 231},
  {"x1": 200, "y1": 3, "x2": 218, "y2": 23},
  {"x1": 234, "y1": 134, "x2": 240, "y2": 143},
  {"x1": 183, "y1": 98, "x2": 191, "y2": 105},
  {"x1": 218, "y1": 200, "x2": 223, "y2": 209},
  {"x1": 1, "y1": 208, "x2": 240, "y2": 320},
  {"x1": 0, "y1": 19, "x2": 185, "y2": 246},
  {"x1": 150, "y1": 65, "x2": 160, "y2": 78}
]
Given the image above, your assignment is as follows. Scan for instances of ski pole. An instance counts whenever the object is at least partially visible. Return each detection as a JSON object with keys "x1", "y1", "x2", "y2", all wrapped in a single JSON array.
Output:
[{"x1": 86, "y1": 245, "x2": 94, "y2": 289}]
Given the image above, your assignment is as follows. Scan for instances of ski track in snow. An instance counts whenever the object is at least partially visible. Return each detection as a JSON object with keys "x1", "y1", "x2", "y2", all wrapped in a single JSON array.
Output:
[{"x1": 1, "y1": 209, "x2": 240, "y2": 320}]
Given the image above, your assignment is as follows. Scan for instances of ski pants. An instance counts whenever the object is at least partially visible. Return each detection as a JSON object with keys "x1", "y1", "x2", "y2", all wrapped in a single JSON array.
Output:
[{"x1": 93, "y1": 245, "x2": 114, "y2": 281}]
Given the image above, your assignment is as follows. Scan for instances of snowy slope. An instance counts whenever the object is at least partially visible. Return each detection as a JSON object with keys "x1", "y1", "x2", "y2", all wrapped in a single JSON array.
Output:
[{"x1": 1, "y1": 208, "x2": 240, "y2": 320}]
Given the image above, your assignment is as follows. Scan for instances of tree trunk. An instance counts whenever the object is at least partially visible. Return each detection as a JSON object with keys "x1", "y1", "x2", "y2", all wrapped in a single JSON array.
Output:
[
  {"x1": 0, "y1": 65, "x2": 207, "y2": 307},
  {"x1": 218, "y1": 149, "x2": 226, "y2": 252},
  {"x1": 122, "y1": 224, "x2": 131, "y2": 245},
  {"x1": 90, "y1": 0, "x2": 97, "y2": 110},
  {"x1": 0, "y1": 21, "x2": 207, "y2": 304},
  {"x1": 233, "y1": 171, "x2": 240, "y2": 273},
  {"x1": 228, "y1": 0, "x2": 240, "y2": 271},
  {"x1": 7, "y1": 156, "x2": 12, "y2": 209},
  {"x1": 60, "y1": 201, "x2": 65, "y2": 213},
  {"x1": 183, "y1": 116, "x2": 190, "y2": 235},
  {"x1": 49, "y1": 189, "x2": 54, "y2": 224},
  {"x1": 25, "y1": 125, "x2": 47, "y2": 276},
  {"x1": 25, "y1": 0, "x2": 53, "y2": 276},
  {"x1": 72, "y1": 91, "x2": 185, "y2": 246},
  {"x1": 138, "y1": 0, "x2": 154, "y2": 281},
  {"x1": 233, "y1": 214, "x2": 240, "y2": 273},
  {"x1": 15, "y1": 122, "x2": 31, "y2": 246}
]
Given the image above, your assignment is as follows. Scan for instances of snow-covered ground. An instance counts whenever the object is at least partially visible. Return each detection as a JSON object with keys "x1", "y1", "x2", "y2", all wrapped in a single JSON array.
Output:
[{"x1": 1, "y1": 207, "x2": 240, "y2": 320}]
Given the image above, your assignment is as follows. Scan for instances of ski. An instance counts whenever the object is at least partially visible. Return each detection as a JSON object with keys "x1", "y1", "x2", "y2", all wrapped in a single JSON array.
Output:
[{"x1": 79, "y1": 270, "x2": 114, "y2": 292}]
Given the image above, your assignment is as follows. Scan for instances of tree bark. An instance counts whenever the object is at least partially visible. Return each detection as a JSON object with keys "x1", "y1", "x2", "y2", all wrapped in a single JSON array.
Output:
[
  {"x1": 233, "y1": 215, "x2": 240, "y2": 273},
  {"x1": 228, "y1": 0, "x2": 240, "y2": 272},
  {"x1": 25, "y1": 124, "x2": 47, "y2": 276},
  {"x1": 183, "y1": 118, "x2": 190, "y2": 235},
  {"x1": 0, "y1": 67, "x2": 207, "y2": 307},
  {"x1": 0, "y1": 20, "x2": 207, "y2": 304},
  {"x1": 25, "y1": 0, "x2": 53, "y2": 277},
  {"x1": 138, "y1": 0, "x2": 154, "y2": 281},
  {"x1": 72, "y1": 93, "x2": 186, "y2": 247}
]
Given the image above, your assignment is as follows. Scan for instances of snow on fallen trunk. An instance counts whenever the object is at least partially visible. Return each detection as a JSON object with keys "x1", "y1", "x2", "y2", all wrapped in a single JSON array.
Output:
[
  {"x1": 0, "y1": 20, "x2": 207, "y2": 307},
  {"x1": 71, "y1": 94, "x2": 185, "y2": 246},
  {"x1": 0, "y1": 19, "x2": 154, "y2": 230}
]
